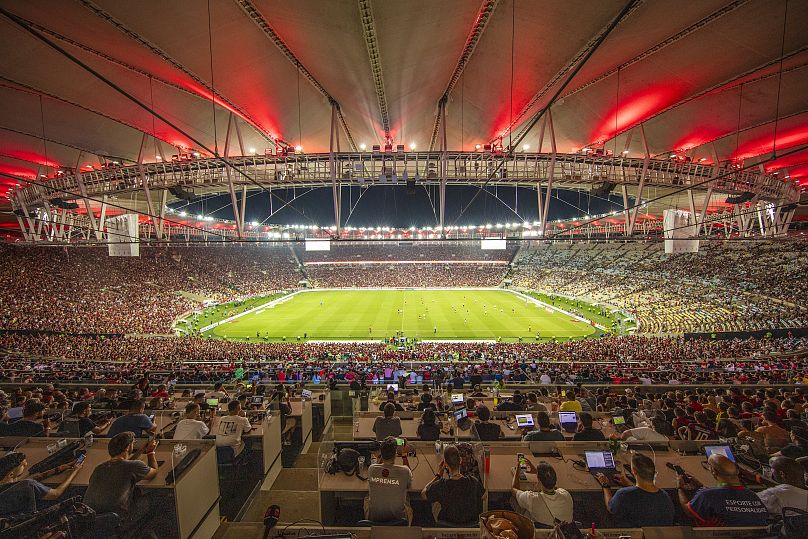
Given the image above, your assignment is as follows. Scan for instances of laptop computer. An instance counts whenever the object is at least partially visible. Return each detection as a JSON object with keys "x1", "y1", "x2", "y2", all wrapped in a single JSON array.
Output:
[
  {"x1": 585, "y1": 450, "x2": 619, "y2": 483},
  {"x1": 559, "y1": 411, "x2": 578, "y2": 433},
  {"x1": 515, "y1": 414, "x2": 534, "y2": 428},
  {"x1": 454, "y1": 408, "x2": 471, "y2": 430},
  {"x1": 451, "y1": 394, "x2": 465, "y2": 405},
  {"x1": 250, "y1": 396, "x2": 264, "y2": 405},
  {"x1": 704, "y1": 445, "x2": 736, "y2": 463}
]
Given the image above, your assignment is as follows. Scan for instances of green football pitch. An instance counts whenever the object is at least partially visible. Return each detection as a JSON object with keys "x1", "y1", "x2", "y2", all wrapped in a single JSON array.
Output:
[{"x1": 202, "y1": 289, "x2": 599, "y2": 342}]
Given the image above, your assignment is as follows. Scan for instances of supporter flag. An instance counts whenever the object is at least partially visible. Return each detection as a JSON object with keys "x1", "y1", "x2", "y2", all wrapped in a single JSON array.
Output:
[{"x1": 234, "y1": 367, "x2": 244, "y2": 380}]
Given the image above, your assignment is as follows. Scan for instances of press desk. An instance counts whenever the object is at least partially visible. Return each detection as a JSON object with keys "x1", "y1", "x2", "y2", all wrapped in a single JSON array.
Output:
[{"x1": 1, "y1": 437, "x2": 219, "y2": 539}]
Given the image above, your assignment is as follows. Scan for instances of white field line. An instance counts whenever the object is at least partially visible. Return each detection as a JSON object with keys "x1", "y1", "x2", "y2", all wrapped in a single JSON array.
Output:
[
  {"x1": 198, "y1": 292, "x2": 301, "y2": 334},
  {"x1": 506, "y1": 289, "x2": 607, "y2": 331}
]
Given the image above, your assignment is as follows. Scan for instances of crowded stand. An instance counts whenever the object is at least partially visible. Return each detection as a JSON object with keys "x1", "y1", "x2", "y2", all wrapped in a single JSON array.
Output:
[
  {"x1": 511, "y1": 241, "x2": 808, "y2": 334},
  {"x1": 306, "y1": 263, "x2": 506, "y2": 288},
  {"x1": 0, "y1": 244, "x2": 300, "y2": 334}
]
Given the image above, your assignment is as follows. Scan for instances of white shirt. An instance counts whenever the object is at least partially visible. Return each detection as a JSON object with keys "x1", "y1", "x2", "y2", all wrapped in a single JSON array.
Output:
[
  {"x1": 540, "y1": 374, "x2": 552, "y2": 385},
  {"x1": 173, "y1": 418, "x2": 210, "y2": 440},
  {"x1": 757, "y1": 483, "x2": 808, "y2": 514},
  {"x1": 215, "y1": 415, "x2": 252, "y2": 454},
  {"x1": 626, "y1": 426, "x2": 668, "y2": 442},
  {"x1": 515, "y1": 488, "x2": 573, "y2": 526}
]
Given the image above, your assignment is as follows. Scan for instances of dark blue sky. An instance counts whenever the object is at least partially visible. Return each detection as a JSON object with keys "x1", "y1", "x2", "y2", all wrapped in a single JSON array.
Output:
[{"x1": 170, "y1": 185, "x2": 627, "y2": 228}]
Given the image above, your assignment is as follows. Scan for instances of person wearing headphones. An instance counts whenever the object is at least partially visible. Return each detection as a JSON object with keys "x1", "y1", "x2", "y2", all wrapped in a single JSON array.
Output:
[{"x1": 596, "y1": 453, "x2": 674, "y2": 527}]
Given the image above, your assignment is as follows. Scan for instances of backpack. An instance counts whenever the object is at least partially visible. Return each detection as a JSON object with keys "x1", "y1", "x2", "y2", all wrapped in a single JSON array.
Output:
[
  {"x1": 456, "y1": 443, "x2": 480, "y2": 481},
  {"x1": 326, "y1": 448, "x2": 367, "y2": 480},
  {"x1": 769, "y1": 507, "x2": 808, "y2": 538}
]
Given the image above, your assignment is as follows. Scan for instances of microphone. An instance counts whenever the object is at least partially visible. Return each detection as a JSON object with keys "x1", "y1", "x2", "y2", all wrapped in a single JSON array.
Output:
[{"x1": 262, "y1": 504, "x2": 280, "y2": 539}]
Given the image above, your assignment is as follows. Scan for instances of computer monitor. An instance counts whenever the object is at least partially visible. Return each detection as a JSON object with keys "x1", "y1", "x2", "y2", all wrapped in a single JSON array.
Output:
[
  {"x1": 386, "y1": 384, "x2": 399, "y2": 392},
  {"x1": 250, "y1": 396, "x2": 263, "y2": 405},
  {"x1": 704, "y1": 445, "x2": 736, "y2": 463},
  {"x1": 206, "y1": 398, "x2": 219, "y2": 407},
  {"x1": 585, "y1": 450, "x2": 616, "y2": 470},
  {"x1": 451, "y1": 394, "x2": 464, "y2": 404},
  {"x1": 612, "y1": 416, "x2": 626, "y2": 425},
  {"x1": 515, "y1": 414, "x2": 534, "y2": 428},
  {"x1": 453, "y1": 408, "x2": 468, "y2": 422}
]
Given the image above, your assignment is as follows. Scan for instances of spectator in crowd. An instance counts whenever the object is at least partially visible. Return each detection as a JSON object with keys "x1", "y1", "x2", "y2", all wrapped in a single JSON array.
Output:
[
  {"x1": 107, "y1": 400, "x2": 157, "y2": 438},
  {"x1": 0, "y1": 401, "x2": 52, "y2": 437},
  {"x1": 757, "y1": 456, "x2": 808, "y2": 515},
  {"x1": 378, "y1": 391, "x2": 404, "y2": 412},
  {"x1": 366, "y1": 437, "x2": 412, "y2": 524},
  {"x1": 172, "y1": 403, "x2": 211, "y2": 440},
  {"x1": 511, "y1": 459, "x2": 573, "y2": 527},
  {"x1": 373, "y1": 403, "x2": 403, "y2": 441},
  {"x1": 0, "y1": 451, "x2": 83, "y2": 516},
  {"x1": 83, "y1": 432, "x2": 159, "y2": 538},
  {"x1": 597, "y1": 453, "x2": 675, "y2": 527},
  {"x1": 559, "y1": 390, "x2": 583, "y2": 412},
  {"x1": 618, "y1": 424, "x2": 669, "y2": 443},
  {"x1": 523, "y1": 412, "x2": 565, "y2": 442},
  {"x1": 471, "y1": 405, "x2": 503, "y2": 441},
  {"x1": 417, "y1": 409, "x2": 442, "y2": 441},
  {"x1": 677, "y1": 454, "x2": 768, "y2": 527},
  {"x1": 420, "y1": 444, "x2": 485, "y2": 526},
  {"x1": 572, "y1": 412, "x2": 606, "y2": 441},
  {"x1": 774, "y1": 425, "x2": 808, "y2": 460},
  {"x1": 215, "y1": 400, "x2": 253, "y2": 457},
  {"x1": 63, "y1": 401, "x2": 110, "y2": 437}
]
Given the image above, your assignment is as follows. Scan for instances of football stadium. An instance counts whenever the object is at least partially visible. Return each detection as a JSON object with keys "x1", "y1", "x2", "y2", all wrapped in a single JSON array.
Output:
[{"x1": 0, "y1": 1, "x2": 807, "y2": 538}]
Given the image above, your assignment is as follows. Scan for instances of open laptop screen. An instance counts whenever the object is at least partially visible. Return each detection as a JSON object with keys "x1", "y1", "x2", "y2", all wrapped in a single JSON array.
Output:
[
  {"x1": 558, "y1": 411, "x2": 577, "y2": 424},
  {"x1": 515, "y1": 414, "x2": 534, "y2": 428},
  {"x1": 585, "y1": 450, "x2": 616, "y2": 469}
]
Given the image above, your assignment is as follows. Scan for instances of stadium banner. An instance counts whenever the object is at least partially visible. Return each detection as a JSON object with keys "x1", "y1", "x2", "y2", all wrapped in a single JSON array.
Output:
[
  {"x1": 106, "y1": 213, "x2": 139, "y2": 257},
  {"x1": 305, "y1": 238, "x2": 331, "y2": 251},
  {"x1": 480, "y1": 238, "x2": 507, "y2": 250},
  {"x1": 663, "y1": 209, "x2": 699, "y2": 254}
]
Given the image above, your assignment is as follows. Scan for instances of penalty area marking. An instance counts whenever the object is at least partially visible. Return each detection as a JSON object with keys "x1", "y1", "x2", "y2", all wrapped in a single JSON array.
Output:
[{"x1": 197, "y1": 292, "x2": 301, "y2": 334}]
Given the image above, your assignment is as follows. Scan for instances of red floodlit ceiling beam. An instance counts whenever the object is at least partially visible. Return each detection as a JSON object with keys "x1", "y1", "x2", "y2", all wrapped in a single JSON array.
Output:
[
  {"x1": 428, "y1": 0, "x2": 499, "y2": 151},
  {"x1": 10, "y1": 14, "x2": 277, "y2": 146},
  {"x1": 358, "y1": 0, "x2": 391, "y2": 142},
  {"x1": 75, "y1": 0, "x2": 279, "y2": 149},
  {"x1": 587, "y1": 46, "x2": 808, "y2": 147},
  {"x1": 0, "y1": 77, "x2": 182, "y2": 150},
  {"x1": 493, "y1": 0, "x2": 646, "y2": 145},
  {"x1": 234, "y1": 0, "x2": 357, "y2": 152}
]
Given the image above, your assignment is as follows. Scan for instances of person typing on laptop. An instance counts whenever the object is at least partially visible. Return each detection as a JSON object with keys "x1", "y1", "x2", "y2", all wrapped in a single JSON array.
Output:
[
  {"x1": 523, "y1": 411, "x2": 564, "y2": 442},
  {"x1": 172, "y1": 403, "x2": 211, "y2": 440},
  {"x1": 595, "y1": 453, "x2": 674, "y2": 527}
]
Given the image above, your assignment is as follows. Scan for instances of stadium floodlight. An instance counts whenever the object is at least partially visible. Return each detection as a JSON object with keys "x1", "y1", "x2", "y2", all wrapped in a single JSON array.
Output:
[
  {"x1": 179, "y1": 211, "x2": 187, "y2": 217},
  {"x1": 359, "y1": 143, "x2": 367, "y2": 151},
  {"x1": 495, "y1": 223, "x2": 503, "y2": 228},
  {"x1": 295, "y1": 145, "x2": 303, "y2": 153},
  {"x1": 409, "y1": 142, "x2": 416, "y2": 150},
  {"x1": 522, "y1": 144, "x2": 530, "y2": 151},
  {"x1": 197, "y1": 214, "x2": 204, "y2": 220},
  {"x1": 155, "y1": 155, "x2": 162, "y2": 160},
  {"x1": 249, "y1": 148, "x2": 256, "y2": 155},
  {"x1": 475, "y1": 144, "x2": 482, "y2": 150},
  {"x1": 204, "y1": 216, "x2": 213, "y2": 221},
  {"x1": 485, "y1": 224, "x2": 492, "y2": 229},
  {"x1": 250, "y1": 221, "x2": 258, "y2": 227}
]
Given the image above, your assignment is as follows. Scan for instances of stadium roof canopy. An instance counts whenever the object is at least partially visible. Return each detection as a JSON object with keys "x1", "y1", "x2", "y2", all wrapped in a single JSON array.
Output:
[{"x1": 0, "y1": 0, "x2": 806, "y2": 232}]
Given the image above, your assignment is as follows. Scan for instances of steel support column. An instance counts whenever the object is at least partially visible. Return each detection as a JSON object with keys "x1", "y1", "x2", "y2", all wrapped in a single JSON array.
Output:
[
  {"x1": 329, "y1": 102, "x2": 342, "y2": 236},
  {"x1": 137, "y1": 134, "x2": 162, "y2": 240},
  {"x1": 438, "y1": 99, "x2": 448, "y2": 236},
  {"x1": 223, "y1": 114, "x2": 244, "y2": 240},
  {"x1": 628, "y1": 123, "x2": 649, "y2": 235},
  {"x1": 540, "y1": 110, "x2": 556, "y2": 237}
]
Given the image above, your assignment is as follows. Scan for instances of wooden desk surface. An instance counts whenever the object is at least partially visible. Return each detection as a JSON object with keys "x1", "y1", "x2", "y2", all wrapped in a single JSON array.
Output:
[
  {"x1": 319, "y1": 445, "x2": 716, "y2": 493},
  {"x1": 353, "y1": 416, "x2": 616, "y2": 442},
  {"x1": 10, "y1": 439, "x2": 213, "y2": 489}
]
